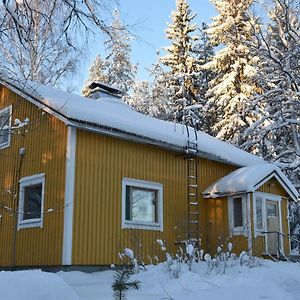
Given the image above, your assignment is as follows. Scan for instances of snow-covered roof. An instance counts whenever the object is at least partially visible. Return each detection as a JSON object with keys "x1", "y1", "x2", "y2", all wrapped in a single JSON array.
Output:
[
  {"x1": 1, "y1": 78, "x2": 265, "y2": 167},
  {"x1": 203, "y1": 163, "x2": 299, "y2": 201}
]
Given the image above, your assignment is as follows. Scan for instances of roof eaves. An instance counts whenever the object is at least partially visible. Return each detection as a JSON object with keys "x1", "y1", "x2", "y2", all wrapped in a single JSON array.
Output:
[
  {"x1": 0, "y1": 78, "x2": 70, "y2": 125},
  {"x1": 68, "y1": 118, "x2": 244, "y2": 167},
  {"x1": 0, "y1": 78, "x2": 252, "y2": 169},
  {"x1": 202, "y1": 190, "x2": 251, "y2": 199},
  {"x1": 253, "y1": 171, "x2": 299, "y2": 201}
]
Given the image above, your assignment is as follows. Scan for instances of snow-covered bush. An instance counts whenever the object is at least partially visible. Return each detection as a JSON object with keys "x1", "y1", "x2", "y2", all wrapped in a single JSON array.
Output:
[
  {"x1": 239, "y1": 251, "x2": 263, "y2": 268},
  {"x1": 204, "y1": 243, "x2": 235, "y2": 274},
  {"x1": 204, "y1": 244, "x2": 262, "y2": 274},
  {"x1": 118, "y1": 248, "x2": 145, "y2": 274},
  {"x1": 157, "y1": 238, "x2": 204, "y2": 278}
]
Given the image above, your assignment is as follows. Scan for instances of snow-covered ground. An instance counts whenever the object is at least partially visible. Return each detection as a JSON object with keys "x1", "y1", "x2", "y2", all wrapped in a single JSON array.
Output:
[{"x1": 1, "y1": 260, "x2": 300, "y2": 300}]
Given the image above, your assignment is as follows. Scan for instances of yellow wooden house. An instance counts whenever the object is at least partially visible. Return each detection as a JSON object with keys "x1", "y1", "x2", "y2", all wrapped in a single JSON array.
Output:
[{"x1": 0, "y1": 78, "x2": 298, "y2": 269}]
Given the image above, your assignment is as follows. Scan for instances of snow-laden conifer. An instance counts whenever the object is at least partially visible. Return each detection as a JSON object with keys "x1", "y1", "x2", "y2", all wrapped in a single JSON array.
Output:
[
  {"x1": 160, "y1": 0, "x2": 201, "y2": 127},
  {"x1": 204, "y1": 0, "x2": 260, "y2": 143},
  {"x1": 105, "y1": 9, "x2": 137, "y2": 94},
  {"x1": 82, "y1": 9, "x2": 136, "y2": 97},
  {"x1": 81, "y1": 55, "x2": 109, "y2": 97}
]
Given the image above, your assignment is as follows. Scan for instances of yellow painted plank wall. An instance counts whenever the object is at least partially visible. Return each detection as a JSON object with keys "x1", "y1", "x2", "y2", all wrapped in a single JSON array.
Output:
[
  {"x1": 0, "y1": 85, "x2": 67, "y2": 267},
  {"x1": 72, "y1": 129, "x2": 237, "y2": 265},
  {"x1": 206, "y1": 178, "x2": 292, "y2": 257}
]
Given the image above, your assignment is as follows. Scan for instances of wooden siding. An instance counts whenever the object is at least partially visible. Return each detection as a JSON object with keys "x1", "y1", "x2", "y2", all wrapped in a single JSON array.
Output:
[
  {"x1": 0, "y1": 85, "x2": 67, "y2": 267},
  {"x1": 72, "y1": 129, "x2": 237, "y2": 265},
  {"x1": 206, "y1": 177, "x2": 291, "y2": 257}
]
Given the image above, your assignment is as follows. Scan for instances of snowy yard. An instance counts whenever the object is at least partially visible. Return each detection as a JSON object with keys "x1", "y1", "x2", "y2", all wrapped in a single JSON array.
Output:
[{"x1": 2, "y1": 259, "x2": 300, "y2": 300}]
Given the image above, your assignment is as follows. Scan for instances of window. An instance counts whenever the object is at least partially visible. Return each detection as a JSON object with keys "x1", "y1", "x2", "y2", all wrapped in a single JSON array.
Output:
[
  {"x1": 267, "y1": 202, "x2": 278, "y2": 217},
  {"x1": 255, "y1": 197, "x2": 263, "y2": 231},
  {"x1": 18, "y1": 174, "x2": 45, "y2": 229},
  {"x1": 228, "y1": 195, "x2": 246, "y2": 235},
  {"x1": 0, "y1": 105, "x2": 12, "y2": 149},
  {"x1": 122, "y1": 178, "x2": 163, "y2": 231},
  {"x1": 233, "y1": 197, "x2": 243, "y2": 227},
  {"x1": 253, "y1": 193, "x2": 282, "y2": 236}
]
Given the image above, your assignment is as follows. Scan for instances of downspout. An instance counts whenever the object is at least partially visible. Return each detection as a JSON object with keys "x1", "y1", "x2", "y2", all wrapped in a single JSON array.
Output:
[{"x1": 246, "y1": 193, "x2": 252, "y2": 256}]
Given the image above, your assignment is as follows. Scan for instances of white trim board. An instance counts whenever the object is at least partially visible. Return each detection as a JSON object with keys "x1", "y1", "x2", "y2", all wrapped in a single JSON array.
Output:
[
  {"x1": 227, "y1": 194, "x2": 247, "y2": 237},
  {"x1": 254, "y1": 173, "x2": 298, "y2": 201},
  {"x1": 0, "y1": 105, "x2": 12, "y2": 150},
  {"x1": 62, "y1": 126, "x2": 77, "y2": 265}
]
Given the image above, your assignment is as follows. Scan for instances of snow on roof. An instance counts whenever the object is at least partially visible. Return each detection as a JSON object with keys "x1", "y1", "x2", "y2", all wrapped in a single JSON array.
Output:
[
  {"x1": 1, "y1": 78, "x2": 265, "y2": 167},
  {"x1": 203, "y1": 163, "x2": 299, "y2": 200}
]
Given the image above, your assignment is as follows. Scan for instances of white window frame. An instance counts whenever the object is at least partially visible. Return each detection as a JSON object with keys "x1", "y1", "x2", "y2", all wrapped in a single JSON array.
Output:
[
  {"x1": 228, "y1": 194, "x2": 247, "y2": 236},
  {"x1": 253, "y1": 192, "x2": 282, "y2": 236},
  {"x1": 253, "y1": 193, "x2": 265, "y2": 236},
  {"x1": 18, "y1": 173, "x2": 45, "y2": 229},
  {"x1": 122, "y1": 178, "x2": 163, "y2": 231},
  {"x1": 0, "y1": 105, "x2": 12, "y2": 149}
]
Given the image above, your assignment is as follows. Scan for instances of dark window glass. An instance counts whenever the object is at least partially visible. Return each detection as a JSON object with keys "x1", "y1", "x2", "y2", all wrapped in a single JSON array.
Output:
[
  {"x1": 233, "y1": 197, "x2": 243, "y2": 227},
  {"x1": 125, "y1": 186, "x2": 158, "y2": 223},
  {"x1": 23, "y1": 183, "x2": 42, "y2": 220}
]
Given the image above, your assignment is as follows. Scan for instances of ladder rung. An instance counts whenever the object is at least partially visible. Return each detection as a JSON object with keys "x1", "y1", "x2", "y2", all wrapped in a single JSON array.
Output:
[
  {"x1": 188, "y1": 176, "x2": 196, "y2": 179},
  {"x1": 188, "y1": 141, "x2": 197, "y2": 147},
  {"x1": 189, "y1": 212, "x2": 198, "y2": 215},
  {"x1": 188, "y1": 184, "x2": 198, "y2": 188},
  {"x1": 189, "y1": 221, "x2": 198, "y2": 224},
  {"x1": 189, "y1": 193, "x2": 197, "y2": 196},
  {"x1": 189, "y1": 202, "x2": 198, "y2": 206}
]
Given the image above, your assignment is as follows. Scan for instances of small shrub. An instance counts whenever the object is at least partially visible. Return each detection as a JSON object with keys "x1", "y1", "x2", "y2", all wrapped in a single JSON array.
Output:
[{"x1": 112, "y1": 268, "x2": 140, "y2": 300}]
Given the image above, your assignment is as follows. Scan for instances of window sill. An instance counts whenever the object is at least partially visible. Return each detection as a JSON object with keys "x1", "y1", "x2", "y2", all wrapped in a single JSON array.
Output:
[
  {"x1": 123, "y1": 221, "x2": 163, "y2": 231},
  {"x1": 18, "y1": 218, "x2": 42, "y2": 229},
  {"x1": 0, "y1": 142, "x2": 10, "y2": 150},
  {"x1": 231, "y1": 227, "x2": 247, "y2": 236}
]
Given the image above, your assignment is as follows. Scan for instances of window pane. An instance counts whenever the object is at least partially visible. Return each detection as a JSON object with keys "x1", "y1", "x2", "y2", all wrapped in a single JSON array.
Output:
[
  {"x1": 0, "y1": 109, "x2": 9, "y2": 146},
  {"x1": 233, "y1": 197, "x2": 243, "y2": 227},
  {"x1": 129, "y1": 186, "x2": 157, "y2": 223},
  {"x1": 267, "y1": 203, "x2": 277, "y2": 217},
  {"x1": 23, "y1": 183, "x2": 42, "y2": 220},
  {"x1": 256, "y1": 197, "x2": 263, "y2": 230}
]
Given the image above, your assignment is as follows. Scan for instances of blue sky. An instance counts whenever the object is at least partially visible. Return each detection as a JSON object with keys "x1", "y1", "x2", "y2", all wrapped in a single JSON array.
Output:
[{"x1": 79, "y1": 0, "x2": 216, "y2": 88}]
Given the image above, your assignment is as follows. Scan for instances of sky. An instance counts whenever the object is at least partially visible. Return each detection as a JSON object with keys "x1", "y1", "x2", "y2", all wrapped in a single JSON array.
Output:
[{"x1": 78, "y1": 0, "x2": 217, "y2": 90}]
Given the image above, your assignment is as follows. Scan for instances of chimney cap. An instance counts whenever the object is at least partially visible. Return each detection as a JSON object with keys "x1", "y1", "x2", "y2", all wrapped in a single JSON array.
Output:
[{"x1": 88, "y1": 82, "x2": 123, "y2": 98}]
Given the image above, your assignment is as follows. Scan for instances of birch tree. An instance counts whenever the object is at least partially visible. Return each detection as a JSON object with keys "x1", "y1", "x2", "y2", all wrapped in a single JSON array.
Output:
[{"x1": 241, "y1": 0, "x2": 300, "y2": 187}]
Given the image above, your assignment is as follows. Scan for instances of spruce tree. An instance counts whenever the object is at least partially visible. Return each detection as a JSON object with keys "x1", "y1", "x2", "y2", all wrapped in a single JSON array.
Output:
[
  {"x1": 193, "y1": 22, "x2": 215, "y2": 133},
  {"x1": 105, "y1": 9, "x2": 137, "y2": 94},
  {"x1": 205, "y1": 0, "x2": 260, "y2": 143},
  {"x1": 82, "y1": 9, "x2": 136, "y2": 97},
  {"x1": 81, "y1": 55, "x2": 109, "y2": 97},
  {"x1": 160, "y1": 0, "x2": 200, "y2": 127}
]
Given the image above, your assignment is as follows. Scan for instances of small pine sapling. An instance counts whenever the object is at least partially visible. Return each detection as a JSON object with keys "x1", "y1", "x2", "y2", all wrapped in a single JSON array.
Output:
[{"x1": 112, "y1": 268, "x2": 140, "y2": 300}]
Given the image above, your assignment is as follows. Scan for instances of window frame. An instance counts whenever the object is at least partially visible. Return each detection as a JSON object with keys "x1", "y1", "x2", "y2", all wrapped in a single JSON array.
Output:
[
  {"x1": 0, "y1": 105, "x2": 12, "y2": 150},
  {"x1": 18, "y1": 173, "x2": 45, "y2": 230},
  {"x1": 121, "y1": 178, "x2": 163, "y2": 231},
  {"x1": 253, "y1": 192, "x2": 282, "y2": 237},
  {"x1": 228, "y1": 194, "x2": 247, "y2": 236}
]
